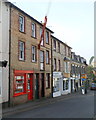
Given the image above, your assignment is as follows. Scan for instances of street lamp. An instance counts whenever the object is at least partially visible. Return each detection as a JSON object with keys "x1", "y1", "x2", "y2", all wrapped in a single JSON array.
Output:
[{"x1": 0, "y1": 60, "x2": 8, "y2": 67}]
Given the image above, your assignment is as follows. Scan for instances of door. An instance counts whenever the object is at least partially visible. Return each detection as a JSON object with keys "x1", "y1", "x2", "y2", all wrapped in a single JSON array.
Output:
[
  {"x1": 41, "y1": 73, "x2": 45, "y2": 97},
  {"x1": 71, "y1": 80, "x2": 73, "y2": 92},
  {"x1": 27, "y1": 74, "x2": 33, "y2": 100},
  {"x1": 35, "y1": 74, "x2": 39, "y2": 99}
]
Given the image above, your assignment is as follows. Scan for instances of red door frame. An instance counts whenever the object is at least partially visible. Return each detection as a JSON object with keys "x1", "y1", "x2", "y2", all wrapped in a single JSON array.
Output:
[{"x1": 14, "y1": 70, "x2": 34, "y2": 100}]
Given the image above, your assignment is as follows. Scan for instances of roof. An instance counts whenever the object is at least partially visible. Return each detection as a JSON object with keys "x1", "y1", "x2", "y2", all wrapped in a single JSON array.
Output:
[
  {"x1": 51, "y1": 35, "x2": 72, "y2": 49},
  {"x1": 6, "y1": 1, "x2": 54, "y2": 33}
]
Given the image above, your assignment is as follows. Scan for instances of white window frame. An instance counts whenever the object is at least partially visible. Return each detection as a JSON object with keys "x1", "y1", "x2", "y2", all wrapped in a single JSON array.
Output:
[
  {"x1": 19, "y1": 41, "x2": 25, "y2": 61},
  {"x1": 46, "y1": 50, "x2": 49, "y2": 64},
  {"x1": 64, "y1": 62, "x2": 70, "y2": 73},
  {"x1": 19, "y1": 15, "x2": 24, "y2": 32},
  {"x1": 40, "y1": 27, "x2": 44, "y2": 46},
  {"x1": 46, "y1": 31, "x2": 49, "y2": 44},
  {"x1": 32, "y1": 23, "x2": 36, "y2": 38},
  {"x1": 32, "y1": 46, "x2": 36, "y2": 62}
]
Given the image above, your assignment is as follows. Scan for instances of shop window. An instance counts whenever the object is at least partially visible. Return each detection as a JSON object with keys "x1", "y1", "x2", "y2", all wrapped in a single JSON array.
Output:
[
  {"x1": 63, "y1": 80, "x2": 69, "y2": 91},
  {"x1": 14, "y1": 75, "x2": 26, "y2": 96},
  {"x1": 66, "y1": 80, "x2": 69, "y2": 90},
  {"x1": 63, "y1": 81, "x2": 65, "y2": 90},
  {"x1": 53, "y1": 78, "x2": 59, "y2": 92},
  {"x1": 46, "y1": 73, "x2": 50, "y2": 89}
]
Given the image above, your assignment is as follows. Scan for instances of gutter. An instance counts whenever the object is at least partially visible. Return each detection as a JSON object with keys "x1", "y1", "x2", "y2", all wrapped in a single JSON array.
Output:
[
  {"x1": 8, "y1": 4, "x2": 12, "y2": 107},
  {"x1": 51, "y1": 38, "x2": 53, "y2": 98}
]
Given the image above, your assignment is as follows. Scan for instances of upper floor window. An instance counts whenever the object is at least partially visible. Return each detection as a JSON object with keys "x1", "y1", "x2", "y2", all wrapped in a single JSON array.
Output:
[
  {"x1": 46, "y1": 31, "x2": 49, "y2": 44},
  {"x1": 19, "y1": 41, "x2": 25, "y2": 61},
  {"x1": 40, "y1": 27, "x2": 44, "y2": 46},
  {"x1": 40, "y1": 51, "x2": 44, "y2": 70},
  {"x1": 32, "y1": 23, "x2": 36, "y2": 38},
  {"x1": 19, "y1": 15, "x2": 25, "y2": 32},
  {"x1": 46, "y1": 50, "x2": 49, "y2": 64},
  {"x1": 54, "y1": 58, "x2": 56, "y2": 71},
  {"x1": 64, "y1": 62, "x2": 70, "y2": 73},
  {"x1": 53, "y1": 39, "x2": 56, "y2": 51},
  {"x1": 32, "y1": 46, "x2": 37, "y2": 62},
  {"x1": 58, "y1": 60, "x2": 60, "y2": 71},
  {"x1": 58, "y1": 42, "x2": 60, "y2": 53}
]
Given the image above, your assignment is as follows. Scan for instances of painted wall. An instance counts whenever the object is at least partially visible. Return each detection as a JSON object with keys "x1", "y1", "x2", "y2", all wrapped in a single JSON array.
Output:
[{"x1": 0, "y1": 0, "x2": 10, "y2": 103}]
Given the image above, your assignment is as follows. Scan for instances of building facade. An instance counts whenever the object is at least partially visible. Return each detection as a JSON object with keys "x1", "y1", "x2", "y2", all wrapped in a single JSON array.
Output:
[
  {"x1": 51, "y1": 36, "x2": 72, "y2": 97},
  {"x1": 0, "y1": 0, "x2": 9, "y2": 104},
  {"x1": 70, "y1": 52, "x2": 87, "y2": 92}
]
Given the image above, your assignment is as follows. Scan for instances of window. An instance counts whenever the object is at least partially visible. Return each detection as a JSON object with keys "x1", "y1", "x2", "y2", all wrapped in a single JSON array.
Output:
[
  {"x1": 32, "y1": 23, "x2": 36, "y2": 38},
  {"x1": 63, "y1": 80, "x2": 69, "y2": 91},
  {"x1": 58, "y1": 60, "x2": 60, "y2": 71},
  {"x1": 19, "y1": 15, "x2": 25, "y2": 32},
  {"x1": 40, "y1": 27, "x2": 44, "y2": 46},
  {"x1": 54, "y1": 58, "x2": 56, "y2": 71},
  {"x1": 53, "y1": 39, "x2": 56, "y2": 51},
  {"x1": 14, "y1": 75, "x2": 26, "y2": 95},
  {"x1": 58, "y1": 42, "x2": 60, "y2": 53},
  {"x1": 32, "y1": 46, "x2": 36, "y2": 62},
  {"x1": 19, "y1": 41, "x2": 25, "y2": 61},
  {"x1": 64, "y1": 62, "x2": 70, "y2": 73},
  {"x1": 46, "y1": 50, "x2": 49, "y2": 64},
  {"x1": 53, "y1": 78, "x2": 59, "y2": 92},
  {"x1": 46, "y1": 73, "x2": 50, "y2": 88},
  {"x1": 46, "y1": 31, "x2": 49, "y2": 44},
  {"x1": 40, "y1": 51, "x2": 44, "y2": 70}
]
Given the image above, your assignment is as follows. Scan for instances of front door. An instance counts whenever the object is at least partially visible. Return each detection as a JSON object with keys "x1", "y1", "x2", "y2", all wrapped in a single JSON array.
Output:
[
  {"x1": 35, "y1": 74, "x2": 39, "y2": 99},
  {"x1": 27, "y1": 74, "x2": 33, "y2": 100},
  {"x1": 41, "y1": 73, "x2": 45, "y2": 97}
]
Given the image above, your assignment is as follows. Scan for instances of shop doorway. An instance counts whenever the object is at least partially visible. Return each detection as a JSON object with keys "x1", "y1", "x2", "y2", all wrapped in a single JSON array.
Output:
[
  {"x1": 41, "y1": 73, "x2": 45, "y2": 97},
  {"x1": 35, "y1": 74, "x2": 39, "y2": 99},
  {"x1": 27, "y1": 74, "x2": 33, "y2": 100}
]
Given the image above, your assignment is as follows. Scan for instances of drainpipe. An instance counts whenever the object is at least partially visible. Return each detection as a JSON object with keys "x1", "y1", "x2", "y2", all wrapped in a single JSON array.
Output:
[
  {"x1": 8, "y1": 4, "x2": 12, "y2": 107},
  {"x1": 51, "y1": 38, "x2": 53, "y2": 98}
]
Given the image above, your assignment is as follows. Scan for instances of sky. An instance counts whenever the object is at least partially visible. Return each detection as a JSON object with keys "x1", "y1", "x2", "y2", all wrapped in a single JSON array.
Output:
[{"x1": 8, "y1": 0, "x2": 94, "y2": 64}]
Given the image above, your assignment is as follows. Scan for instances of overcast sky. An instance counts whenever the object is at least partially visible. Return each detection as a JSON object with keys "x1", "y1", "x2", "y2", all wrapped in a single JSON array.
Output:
[{"x1": 8, "y1": 0, "x2": 94, "y2": 64}]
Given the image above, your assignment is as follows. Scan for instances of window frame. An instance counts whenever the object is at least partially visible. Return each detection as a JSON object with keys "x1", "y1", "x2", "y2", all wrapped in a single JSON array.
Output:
[
  {"x1": 40, "y1": 27, "x2": 44, "y2": 46},
  {"x1": 46, "y1": 50, "x2": 50, "y2": 64},
  {"x1": 18, "y1": 41, "x2": 25, "y2": 61},
  {"x1": 32, "y1": 22, "x2": 36, "y2": 38},
  {"x1": 40, "y1": 50, "x2": 44, "y2": 70},
  {"x1": 32, "y1": 45, "x2": 37, "y2": 63},
  {"x1": 53, "y1": 39, "x2": 56, "y2": 51},
  {"x1": 46, "y1": 31, "x2": 49, "y2": 44},
  {"x1": 19, "y1": 15, "x2": 25, "y2": 33},
  {"x1": 54, "y1": 58, "x2": 57, "y2": 71},
  {"x1": 46, "y1": 73, "x2": 50, "y2": 89},
  {"x1": 13, "y1": 74, "x2": 27, "y2": 97}
]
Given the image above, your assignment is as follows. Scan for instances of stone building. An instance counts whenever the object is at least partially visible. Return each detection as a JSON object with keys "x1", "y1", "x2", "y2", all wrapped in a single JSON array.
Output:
[
  {"x1": 3, "y1": 1, "x2": 54, "y2": 105},
  {"x1": 51, "y1": 35, "x2": 72, "y2": 97},
  {"x1": 70, "y1": 52, "x2": 87, "y2": 92}
]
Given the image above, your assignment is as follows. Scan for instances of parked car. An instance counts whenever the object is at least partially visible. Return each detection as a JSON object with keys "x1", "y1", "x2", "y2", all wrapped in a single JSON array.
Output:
[{"x1": 90, "y1": 83, "x2": 96, "y2": 90}]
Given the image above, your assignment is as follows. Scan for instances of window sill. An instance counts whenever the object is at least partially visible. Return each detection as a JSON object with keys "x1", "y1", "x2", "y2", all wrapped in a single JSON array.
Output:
[
  {"x1": 31, "y1": 36, "x2": 37, "y2": 39},
  {"x1": 13, "y1": 92, "x2": 27, "y2": 97},
  {"x1": 19, "y1": 31, "x2": 26, "y2": 34}
]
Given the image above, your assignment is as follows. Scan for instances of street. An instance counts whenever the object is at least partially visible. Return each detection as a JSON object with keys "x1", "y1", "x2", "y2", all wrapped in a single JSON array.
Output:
[{"x1": 3, "y1": 90, "x2": 95, "y2": 118}]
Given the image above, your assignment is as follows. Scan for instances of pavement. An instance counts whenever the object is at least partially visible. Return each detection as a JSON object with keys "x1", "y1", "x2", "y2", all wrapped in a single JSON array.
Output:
[{"x1": 2, "y1": 90, "x2": 88, "y2": 118}]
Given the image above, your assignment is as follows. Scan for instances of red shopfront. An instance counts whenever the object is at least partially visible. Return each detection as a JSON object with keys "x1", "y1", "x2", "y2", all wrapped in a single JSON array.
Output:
[{"x1": 13, "y1": 70, "x2": 34, "y2": 100}]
